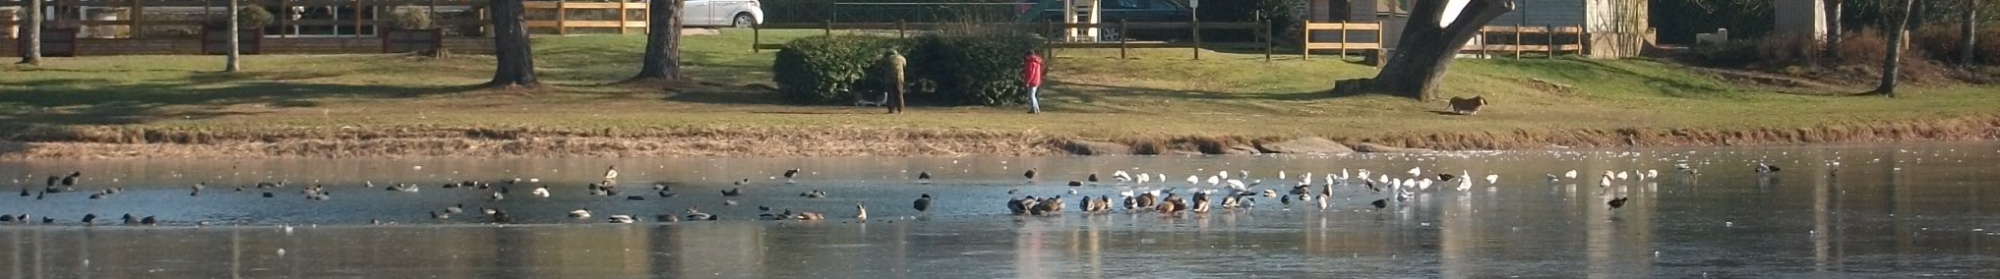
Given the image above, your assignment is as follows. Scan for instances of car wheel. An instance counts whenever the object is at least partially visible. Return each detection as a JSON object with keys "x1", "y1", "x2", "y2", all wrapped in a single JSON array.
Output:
[
  {"x1": 732, "y1": 14, "x2": 755, "y2": 28},
  {"x1": 1098, "y1": 28, "x2": 1121, "y2": 42}
]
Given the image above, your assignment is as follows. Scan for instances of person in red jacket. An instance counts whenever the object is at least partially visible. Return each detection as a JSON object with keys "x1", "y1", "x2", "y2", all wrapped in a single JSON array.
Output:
[{"x1": 1024, "y1": 50, "x2": 1045, "y2": 114}]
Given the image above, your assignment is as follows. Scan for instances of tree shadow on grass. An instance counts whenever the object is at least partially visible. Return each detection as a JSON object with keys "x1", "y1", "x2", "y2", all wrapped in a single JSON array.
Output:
[{"x1": 0, "y1": 77, "x2": 483, "y2": 126}]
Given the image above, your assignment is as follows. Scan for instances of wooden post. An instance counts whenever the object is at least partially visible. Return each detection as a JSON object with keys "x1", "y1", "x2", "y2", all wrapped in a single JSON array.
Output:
[
  {"x1": 555, "y1": 0, "x2": 566, "y2": 35},
  {"x1": 1513, "y1": 24, "x2": 1522, "y2": 59},
  {"x1": 1546, "y1": 25, "x2": 1556, "y2": 57},
  {"x1": 1300, "y1": 21, "x2": 1309, "y2": 60},
  {"x1": 1576, "y1": 27, "x2": 1586, "y2": 57},
  {"x1": 132, "y1": 0, "x2": 147, "y2": 39},
  {"x1": 896, "y1": 19, "x2": 905, "y2": 39},
  {"x1": 1190, "y1": 7, "x2": 1200, "y2": 60},
  {"x1": 1478, "y1": 27, "x2": 1487, "y2": 58},
  {"x1": 1337, "y1": 22, "x2": 1347, "y2": 60},
  {"x1": 480, "y1": 5, "x2": 491, "y2": 37},
  {"x1": 1263, "y1": 20, "x2": 1272, "y2": 62},
  {"x1": 354, "y1": 0, "x2": 365, "y2": 37},
  {"x1": 618, "y1": 0, "x2": 628, "y2": 34},
  {"x1": 1118, "y1": 19, "x2": 1126, "y2": 59},
  {"x1": 751, "y1": 23, "x2": 760, "y2": 53},
  {"x1": 277, "y1": 0, "x2": 290, "y2": 38},
  {"x1": 822, "y1": 20, "x2": 831, "y2": 35}
]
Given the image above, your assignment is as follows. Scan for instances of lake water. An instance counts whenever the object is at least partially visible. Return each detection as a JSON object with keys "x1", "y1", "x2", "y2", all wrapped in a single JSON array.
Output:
[{"x1": 1, "y1": 143, "x2": 1998, "y2": 278}]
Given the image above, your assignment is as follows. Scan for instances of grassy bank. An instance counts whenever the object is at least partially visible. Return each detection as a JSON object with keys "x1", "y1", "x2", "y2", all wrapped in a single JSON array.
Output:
[{"x1": 2, "y1": 29, "x2": 1998, "y2": 159}]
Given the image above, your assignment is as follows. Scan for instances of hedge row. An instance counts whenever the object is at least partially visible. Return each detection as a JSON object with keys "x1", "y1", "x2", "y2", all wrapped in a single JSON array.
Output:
[{"x1": 773, "y1": 32, "x2": 1044, "y2": 106}]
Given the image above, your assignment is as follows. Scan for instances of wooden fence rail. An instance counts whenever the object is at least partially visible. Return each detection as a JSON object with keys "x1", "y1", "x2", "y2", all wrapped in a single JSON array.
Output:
[
  {"x1": 1301, "y1": 21, "x2": 1589, "y2": 61},
  {"x1": 751, "y1": 20, "x2": 1276, "y2": 61},
  {"x1": 0, "y1": 0, "x2": 644, "y2": 39}
]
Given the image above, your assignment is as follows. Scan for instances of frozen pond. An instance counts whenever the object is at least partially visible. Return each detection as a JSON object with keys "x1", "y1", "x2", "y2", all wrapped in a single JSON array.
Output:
[{"x1": 1, "y1": 143, "x2": 1998, "y2": 278}]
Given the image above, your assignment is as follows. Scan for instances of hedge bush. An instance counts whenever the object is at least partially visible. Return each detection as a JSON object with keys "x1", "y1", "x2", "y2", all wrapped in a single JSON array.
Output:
[
  {"x1": 774, "y1": 32, "x2": 1043, "y2": 106},
  {"x1": 772, "y1": 35, "x2": 910, "y2": 104}
]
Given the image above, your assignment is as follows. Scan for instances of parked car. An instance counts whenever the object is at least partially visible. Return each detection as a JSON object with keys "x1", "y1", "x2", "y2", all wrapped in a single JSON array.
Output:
[
  {"x1": 685, "y1": 0, "x2": 765, "y2": 28},
  {"x1": 1024, "y1": 0, "x2": 1192, "y2": 40}
]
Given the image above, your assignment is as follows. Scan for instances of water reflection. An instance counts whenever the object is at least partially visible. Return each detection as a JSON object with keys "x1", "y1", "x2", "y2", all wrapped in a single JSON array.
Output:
[{"x1": 0, "y1": 144, "x2": 1998, "y2": 277}]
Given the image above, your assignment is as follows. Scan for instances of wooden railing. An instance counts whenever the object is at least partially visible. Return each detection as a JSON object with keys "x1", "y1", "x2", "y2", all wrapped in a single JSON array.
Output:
[
  {"x1": 1463, "y1": 25, "x2": 1586, "y2": 58},
  {"x1": 750, "y1": 20, "x2": 1277, "y2": 61},
  {"x1": 0, "y1": 0, "x2": 649, "y2": 38},
  {"x1": 1300, "y1": 22, "x2": 1382, "y2": 60}
]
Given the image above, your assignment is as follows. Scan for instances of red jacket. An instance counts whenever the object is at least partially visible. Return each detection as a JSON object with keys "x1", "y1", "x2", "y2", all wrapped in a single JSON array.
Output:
[{"x1": 1024, "y1": 53, "x2": 1044, "y2": 87}]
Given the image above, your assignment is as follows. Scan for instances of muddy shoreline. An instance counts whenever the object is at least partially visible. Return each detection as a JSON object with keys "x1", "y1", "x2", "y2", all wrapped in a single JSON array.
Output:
[{"x1": 2, "y1": 115, "x2": 1997, "y2": 160}]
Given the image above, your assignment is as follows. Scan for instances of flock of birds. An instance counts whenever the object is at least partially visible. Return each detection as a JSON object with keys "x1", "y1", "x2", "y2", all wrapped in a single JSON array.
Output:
[{"x1": 0, "y1": 159, "x2": 1810, "y2": 226}]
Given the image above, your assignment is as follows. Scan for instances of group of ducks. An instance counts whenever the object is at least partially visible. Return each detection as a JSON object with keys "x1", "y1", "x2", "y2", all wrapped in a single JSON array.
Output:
[{"x1": 5, "y1": 160, "x2": 1803, "y2": 225}]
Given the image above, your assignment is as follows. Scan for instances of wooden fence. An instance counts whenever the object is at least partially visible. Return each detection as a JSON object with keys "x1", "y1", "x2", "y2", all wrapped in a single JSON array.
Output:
[
  {"x1": 1300, "y1": 21, "x2": 1589, "y2": 61},
  {"x1": 0, "y1": 0, "x2": 646, "y2": 56},
  {"x1": 750, "y1": 20, "x2": 1277, "y2": 61}
]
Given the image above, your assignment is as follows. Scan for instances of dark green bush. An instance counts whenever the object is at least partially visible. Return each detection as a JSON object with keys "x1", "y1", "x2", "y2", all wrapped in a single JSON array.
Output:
[
  {"x1": 1197, "y1": 0, "x2": 1305, "y2": 44},
  {"x1": 1687, "y1": 40, "x2": 1759, "y2": 68},
  {"x1": 774, "y1": 31, "x2": 1043, "y2": 106},
  {"x1": 905, "y1": 32, "x2": 1043, "y2": 106}
]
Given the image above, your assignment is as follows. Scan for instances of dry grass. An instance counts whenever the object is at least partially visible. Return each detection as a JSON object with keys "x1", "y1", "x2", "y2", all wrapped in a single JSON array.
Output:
[{"x1": 3, "y1": 29, "x2": 2000, "y2": 159}]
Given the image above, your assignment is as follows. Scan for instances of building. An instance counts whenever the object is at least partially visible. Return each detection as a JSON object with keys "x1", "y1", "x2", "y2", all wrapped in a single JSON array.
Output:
[{"x1": 1304, "y1": 0, "x2": 1651, "y2": 59}]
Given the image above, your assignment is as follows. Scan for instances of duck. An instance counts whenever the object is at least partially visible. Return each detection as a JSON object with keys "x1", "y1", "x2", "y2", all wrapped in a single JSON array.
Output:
[
  {"x1": 1023, "y1": 168, "x2": 1038, "y2": 184},
  {"x1": 1756, "y1": 163, "x2": 1781, "y2": 174},
  {"x1": 684, "y1": 207, "x2": 717, "y2": 221},
  {"x1": 607, "y1": 215, "x2": 636, "y2": 223},
  {"x1": 652, "y1": 182, "x2": 671, "y2": 191},
  {"x1": 139, "y1": 216, "x2": 158, "y2": 226},
  {"x1": 80, "y1": 214, "x2": 97, "y2": 224},
  {"x1": 446, "y1": 203, "x2": 464, "y2": 214},
  {"x1": 854, "y1": 203, "x2": 868, "y2": 223},
  {"x1": 0, "y1": 214, "x2": 13, "y2": 222},
  {"x1": 655, "y1": 214, "x2": 680, "y2": 223},
  {"x1": 491, "y1": 191, "x2": 505, "y2": 201},
  {"x1": 793, "y1": 211, "x2": 824, "y2": 221},
  {"x1": 1607, "y1": 197, "x2": 1630, "y2": 209},
  {"x1": 1087, "y1": 173, "x2": 1099, "y2": 183},
  {"x1": 721, "y1": 188, "x2": 742, "y2": 197},
  {"x1": 42, "y1": 216, "x2": 55, "y2": 224},
  {"x1": 734, "y1": 178, "x2": 751, "y2": 186},
  {"x1": 121, "y1": 214, "x2": 137, "y2": 224},
  {"x1": 190, "y1": 183, "x2": 205, "y2": 196},
  {"x1": 913, "y1": 194, "x2": 932, "y2": 212},
  {"x1": 801, "y1": 190, "x2": 827, "y2": 198},
  {"x1": 783, "y1": 168, "x2": 801, "y2": 184},
  {"x1": 916, "y1": 171, "x2": 932, "y2": 184},
  {"x1": 61, "y1": 171, "x2": 80, "y2": 187},
  {"x1": 569, "y1": 209, "x2": 592, "y2": 218},
  {"x1": 1067, "y1": 181, "x2": 1083, "y2": 187},
  {"x1": 1008, "y1": 196, "x2": 1037, "y2": 215},
  {"x1": 532, "y1": 185, "x2": 551, "y2": 198},
  {"x1": 490, "y1": 209, "x2": 513, "y2": 223},
  {"x1": 602, "y1": 165, "x2": 620, "y2": 185},
  {"x1": 432, "y1": 211, "x2": 450, "y2": 219},
  {"x1": 1436, "y1": 173, "x2": 1457, "y2": 182},
  {"x1": 626, "y1": 195, "x2": 645, "y2": 201},
  {"x1": 1112, "y1": 171, "x2": 1132, "y2": 182},
  {"x1": 1371, "y1": 198, "x2": 1388, "y2": 209}
]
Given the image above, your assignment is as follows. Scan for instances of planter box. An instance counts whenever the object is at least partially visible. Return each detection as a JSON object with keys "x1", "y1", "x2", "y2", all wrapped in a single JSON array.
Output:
[
  {"x1": 15, "y1": 28, "x2": 81, "y2": 57},
  {"x1": 382, "y1": 29, "x2": 445, "y2": 53},
  {"x1": 201, "y1": 28, "x2": 264, "y2": 55}
]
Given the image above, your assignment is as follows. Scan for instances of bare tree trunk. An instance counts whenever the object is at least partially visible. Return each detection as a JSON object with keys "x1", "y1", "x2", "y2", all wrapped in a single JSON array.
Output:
[
  {"x1": 1827, "y1": 0, "x2": 1844, "y2": 61},
  {"x1": 633, "y1": 0, "x2": 683, "y2": 80},
  {"x1": 17, "y1": 0, "x2": 42, "y2": 65},
  {"x1": 226, "y1": 0, "x2": 242, "y2": 72},
  {"x1": 1359, "y1": 0, "x2": 1517, "y2": 100},
  {"x1": 1875, "y1": 0, "x2": 1917, "y2": 97},
  {"x1": 488, "y1": 0, "x2": 538, "y2": 88},
  {"x1": 1963, "y1": 0, "x2": 1978, "y2": 65}
]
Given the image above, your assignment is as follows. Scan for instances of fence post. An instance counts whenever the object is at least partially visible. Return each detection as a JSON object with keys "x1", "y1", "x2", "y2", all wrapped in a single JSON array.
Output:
[
  {"x1": 353, "y1": 0, "x2": 365, "y2": 37},
  {"x1": 554, "y1": 0, "x2": 567, "y2": 35},
  {"x1": 1300, "y1": 21, "x2": 1308, "y2": 60},
  {"x1": 1191, "y1": 9, "x2": 1201, "y2": 60},
  {"x1": 823, "y1": 20, "x2": 831, "y2": 35},
  {"x1": 1264, "y1": 20, "x2": 1272, "y2": 62},
  {"x1": 618, "y1": 0, "x2": 628, "y2": 35},
  {"x1": 1118, "y1": 19, "x2": 1127, "y2": 59},
  {"x1": 1546, "y1": 25, "x2": 1556, "y2": 58},
  {"x1": 1478, "y1": 27, "x2": 1487, "y2": 58},
  {"x1": 1513, "y1": 24, "x2": 1522, "y2": 59},
  {"x1": 897, "y1": 19, "x2": 905, "y2": 39},
  {"x1": 1577, "y1": 27, "x2": 1587, "y2": 57},
  {"x1": 132, "y1": 0, "x2": 146, "y2": 39},
  {"x1": 1337, "y1": 22, "x2": 1347, "y2": 60},
  {"x1": 752, "y1": 23, "x2": 760, "y2": 53}
]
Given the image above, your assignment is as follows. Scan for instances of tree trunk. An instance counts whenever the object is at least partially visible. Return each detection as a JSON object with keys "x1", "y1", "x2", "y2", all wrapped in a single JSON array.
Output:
[
  {"x1": 1962, "y1": 0, "x2": 1978, "y2": 65},
  {"x1": 633, "y1": 0, "x2": 683, "y2": 80},
  {"x1": 488, "y1": 0, "x2": 539, "y2": 88},
  {"x1": 1875, "y1": 0, "x2": 1917, "y2": 97},
  {"x1": 226, "y1": 0, "x2": 242, "y2": 72},
  {"x1": 1363, "y1": 0, "x2": 1517, "y2": 100},
  {"x1": 17, "y1": 0, "x2": 42, "y2": 65},
  {"x1": 1827, "y1": 0, "x2": 1843, "y2": 61}
]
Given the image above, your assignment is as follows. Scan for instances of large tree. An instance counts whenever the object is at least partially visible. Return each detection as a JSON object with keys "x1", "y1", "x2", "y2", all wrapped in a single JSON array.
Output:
[
  {"x1": 631, "y1": 0, "x2": 684, "y2": 81},
  {"x1": 1827, "y1": 0, "x2": 1844, "y2": 61},
  {"x1": 1355, "y1": 0, "x2": 1517, "y2": 100},
  {"x1": 226, "y1": 0, "x2": 242, "y2": 72},
  {"x1": 16, "y1": 0, "x2": 41, "y2": 65},
  {"x1": 488, "y1": 0, "x2": 539, "y2": 88},
  {"x1": 1874, "y1": 0, "x2": 1917, "y2": 97}
]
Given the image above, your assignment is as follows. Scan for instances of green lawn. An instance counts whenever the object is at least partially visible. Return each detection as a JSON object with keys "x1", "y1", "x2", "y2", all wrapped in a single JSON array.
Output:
[{"x1": 2, "y1": 29, "x2": 1996, "y2": 150}]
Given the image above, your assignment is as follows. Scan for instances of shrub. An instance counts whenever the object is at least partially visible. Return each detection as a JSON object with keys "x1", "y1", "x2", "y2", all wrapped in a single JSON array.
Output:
[
  {"x1": 1197, "y1": 0, "x2": 1306, "y2": 44},
  {"x1": 774, "y1": 31, "x2": 1044, "y2": 106},
  {"x1": 393, "y1": 6, "x2": 435, "y2": 30},
  {"x1": 207, "y1": 5, "x2": 275, "y2": 30},
  {"x1": 773, "y1": 35, "x2": 909, "y2": 104},
  {"x1": 1688, "y1": 40, "x2": 1760, "y2": 67},
  {"x1": 1755, "y1": 32, "x2": 1823, "y2": 65},
  {"x1": 1835, "y1": 28, "x2": 1888, "y2": 66},
  {"x1": 905, "y1": 32, "x2": 1044, "y2": 105},
  {"x1": 1911, "y1": 23, "x2": 2000, "y2": 65}
]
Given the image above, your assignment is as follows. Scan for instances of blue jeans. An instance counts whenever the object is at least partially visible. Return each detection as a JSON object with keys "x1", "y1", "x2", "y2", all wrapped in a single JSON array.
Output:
[{"x1": 1027, "y1": 86, "x2": 1041, "y2": 113}]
